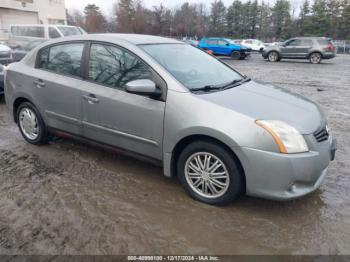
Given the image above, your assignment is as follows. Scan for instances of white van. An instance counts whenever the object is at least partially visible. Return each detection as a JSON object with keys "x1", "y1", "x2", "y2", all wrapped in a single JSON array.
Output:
[{"x1": 8, "y1": 24, "x2": 86, "y2": 48}]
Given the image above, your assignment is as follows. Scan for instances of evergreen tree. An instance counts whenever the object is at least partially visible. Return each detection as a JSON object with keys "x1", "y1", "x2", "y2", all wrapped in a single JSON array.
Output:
[
  {"x1": 115, "y1": 0, "x2": 135, "y2": 33},
  {"x1": 271, "y1": 0, "x2": 291, "y2": 40},
  {"x1": 209, "y1": 0, "x2": 227, "y2": 36}
]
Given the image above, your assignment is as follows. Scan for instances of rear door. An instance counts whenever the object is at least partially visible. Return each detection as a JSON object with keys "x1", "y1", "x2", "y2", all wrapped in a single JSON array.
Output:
[
  {"x1": 31, "y1": 42, "x2": 86, "y2": 135},
  {"x1": 80, "y1": 42, "x2": 166, "y2": 159},
  {"x1": 294, "y1": 39, "x2": 313, "y2": 57}
]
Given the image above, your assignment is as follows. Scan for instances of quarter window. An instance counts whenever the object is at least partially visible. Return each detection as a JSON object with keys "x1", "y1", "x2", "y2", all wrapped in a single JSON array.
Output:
[
  {"x1": 11, "y1": 26, "x2": 44, "y2": 38},
  {"x1": 38, "y1": 43, "x2": 84, "y2": 77},
  {"x1": 88, "y1": 44, "x2": 152, "y2": 89}
]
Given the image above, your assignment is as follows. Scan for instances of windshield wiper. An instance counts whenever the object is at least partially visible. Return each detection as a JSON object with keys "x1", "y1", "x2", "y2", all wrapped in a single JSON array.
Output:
[
  {"x1": 222, "y1": 76, "x2": 251, "y2": 90},
  {"x1": 190, "y1": 85, "x2": 224, "y2": 92},
  {"x1": 191, "y1": 76, "x2": 251, "y2": 93}
]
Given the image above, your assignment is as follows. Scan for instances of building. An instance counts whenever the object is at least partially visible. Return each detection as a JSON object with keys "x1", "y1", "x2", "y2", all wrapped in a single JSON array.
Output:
[{"x1": 0, "y1": 0, "x2": 67, "y2": 30}]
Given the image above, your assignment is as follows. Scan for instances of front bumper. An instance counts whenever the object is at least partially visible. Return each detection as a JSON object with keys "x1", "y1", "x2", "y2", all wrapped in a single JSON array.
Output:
[{"x1": 235, "y1": 135, "x2": 337, "y2": 200}]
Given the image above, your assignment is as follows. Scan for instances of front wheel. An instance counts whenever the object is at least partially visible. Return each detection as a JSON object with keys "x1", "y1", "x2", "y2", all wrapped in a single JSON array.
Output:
[
  {"x1": 268, "y1": 51, "x2": 279, "y2": 62},
  {"x1": 17, "y1": 102, "x2": 49, "y2": 145},
  {"x1": 309, "y1": 52, "x2": 322, "y2": 64},
  {"x1": 177, "y1": 141, "x2": 243, "y2": 205}
]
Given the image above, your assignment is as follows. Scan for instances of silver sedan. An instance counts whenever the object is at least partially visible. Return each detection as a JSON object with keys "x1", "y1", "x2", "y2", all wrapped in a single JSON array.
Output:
[{"x1": 4, "y1": 34, "x2": 337, "y2": 205}]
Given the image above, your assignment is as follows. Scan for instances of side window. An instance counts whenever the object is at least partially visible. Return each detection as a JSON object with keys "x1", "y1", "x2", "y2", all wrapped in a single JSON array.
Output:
[
  {"x1": 49, "y1": 27, "x2": 61, "y2": 39},
  {"x1": 287, "y1": 39, "x2": 302, "y2": 46},
  {"x1": 88, "y1": 43, "x2": 152, "y2": 89},
  {"x1": 206, "y1": 40, "x2": 217, "y2": 45},
  {"x1": 218, "y1": 40, "x2": 228, "y2": 46},
  {"x1": 38, "y1": 43, "x2": 84, "y2": 77},
  {"x1": 301, "y1": 39, "x2": 313, "y2": 46},
  {"x1": 11, "y1": 26, "x2": 44, "y2": 38}
]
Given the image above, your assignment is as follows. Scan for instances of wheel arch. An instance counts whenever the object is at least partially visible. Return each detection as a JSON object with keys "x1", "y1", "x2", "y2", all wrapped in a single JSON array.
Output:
[
  {"x1": 267, "y1": 50, "x2": 280, "y2": 58},
  {"x1": 13, "y1": 96, "x2": 34, "y2": 122},
  {"x1": 308, "y1": 51, "x2": 323, "y2": 58},
  {"x1": 169, "y1": 134, "x2": 246, "y2": 192}
]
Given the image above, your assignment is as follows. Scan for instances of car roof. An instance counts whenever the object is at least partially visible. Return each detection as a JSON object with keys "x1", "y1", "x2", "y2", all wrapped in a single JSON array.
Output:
[
  {"x1": 293, "y1": 37, "x2": 331, "y2": 39},
  {"x1": 44, "y1": 34, "x2": 182, "y2": 45},
  {"x1": 10, "y1": 24, "x2": 80, "y2": 28}
]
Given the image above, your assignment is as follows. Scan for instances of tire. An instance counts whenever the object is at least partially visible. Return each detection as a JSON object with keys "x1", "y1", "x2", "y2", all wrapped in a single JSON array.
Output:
[
  {"x1": 239, "y1": 54, "x2": 246, "y2": 60},
  {"x1": 231, "y1": 51, "x2": 241, "y2": 60},
  {"x1": 268, "y1": 51, "x2": 279, "y2": 62},
  {"x1": 16, "y1": 102, "x2": 49, "y2": 145},
  {"x1": 309, "y1": 52, "x2": 322, "y2": 64},
  {"x1": 177, "y1": 141, "x2": 243, "y2": 206}
]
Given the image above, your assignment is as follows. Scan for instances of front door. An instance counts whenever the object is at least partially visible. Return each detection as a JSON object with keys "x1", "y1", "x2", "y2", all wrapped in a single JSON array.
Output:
[
  {"x1": 81, "y1": 42, "x2": 165, "y2": 160},
  {"x1": 216, "y1": 39, "x2": 231, "y2": 55},
  {"x1": 31, "y1": 42, "x2": 86, "y2": 135},
  {"x1": 280, "y1": 39, "x2": 300, "y2": 57}
]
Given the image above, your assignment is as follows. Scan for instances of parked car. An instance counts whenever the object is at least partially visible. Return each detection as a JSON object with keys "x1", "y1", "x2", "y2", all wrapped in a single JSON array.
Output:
[
  {"x1": 0, "y1": 44, "x2": 12, "y2": 65},
  {"x1": 8, "y1": 24, "x2": 86, "y2": 49},
  {"x1": 198, "y1": 37, "x2": 250, "y2": 60},
  {"x1": 5, "y1": 34, "x2": 336, "y2": 205},
  {"x1": 262, "y1": 37, "x2": 336, "y2": 64},
  {"x1": 241, "y1": 39, "x2": 265, "y2": 52},
  {"x1": 12, "y1": 39, "x2": 46, "y2": 62}
]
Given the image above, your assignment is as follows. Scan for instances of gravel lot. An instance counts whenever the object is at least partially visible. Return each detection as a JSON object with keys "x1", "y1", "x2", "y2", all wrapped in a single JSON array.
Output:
[{"x1": 0, "y1": 54, "x2": 349, "y2": 255}]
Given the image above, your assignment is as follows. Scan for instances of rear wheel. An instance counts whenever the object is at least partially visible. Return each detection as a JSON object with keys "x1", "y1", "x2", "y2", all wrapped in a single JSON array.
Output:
[
  {"x1": 177, "y1": 141, "x2": 243, "y2": 205},
  {"x1": 17, "y1": 102, "x2": 48, "y2": 145},
  {"x1": 309, "y1": 52, "x2": 322, "y2": 64},
  {"x1": 268, "y1": 51, "x2": 279, "y2": 62},
  {"x1": 231, "y1": 51, "x2": 241, "y2": 60}
]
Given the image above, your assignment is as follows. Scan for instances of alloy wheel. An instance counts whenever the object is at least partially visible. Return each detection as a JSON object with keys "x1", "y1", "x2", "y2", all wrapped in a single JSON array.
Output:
[
  {"x1": 184, "y1": 152, "x2": 230, "y2": 199},
  {"x1": 268, "y1": 52, "x2": 278, "y2": 62},
  {"x1": 310, "y1": 53, "x2": 322, "y2": 64}
]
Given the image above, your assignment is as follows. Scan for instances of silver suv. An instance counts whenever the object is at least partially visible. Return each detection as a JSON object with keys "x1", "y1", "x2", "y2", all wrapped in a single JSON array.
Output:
[
  {"x1": 262, "y1": 37, "x2": 336, "y2": 64},
  {"x1": 4, "y1": 34, "x2": 336, "y2": 205}
]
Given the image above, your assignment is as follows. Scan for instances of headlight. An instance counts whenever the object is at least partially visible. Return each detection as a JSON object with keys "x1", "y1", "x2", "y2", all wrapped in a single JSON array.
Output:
[{"x1": 256, "y1": 120, "x2": 309, "y2": 154}]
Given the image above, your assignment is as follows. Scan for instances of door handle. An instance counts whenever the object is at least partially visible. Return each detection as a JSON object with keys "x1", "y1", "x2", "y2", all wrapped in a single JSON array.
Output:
[
  {"x1": 83, "y1": 94, "x2": 99, "y2": 104},
  {"x1": 33, "y1": 79, "x2": 46, "y2": 88}
]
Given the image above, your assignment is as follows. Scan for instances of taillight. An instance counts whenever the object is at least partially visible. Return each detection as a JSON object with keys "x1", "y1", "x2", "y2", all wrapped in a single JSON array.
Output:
[{"x1": 325, "y1": 44, "x2": 335, "y2": 52}]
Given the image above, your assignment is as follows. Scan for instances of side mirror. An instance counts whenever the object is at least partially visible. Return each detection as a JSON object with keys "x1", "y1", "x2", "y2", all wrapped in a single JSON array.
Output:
[
  {"x1": 226, "y1": 43, "x2": 230, "y2": 46},
  {"x1": 125, "y1": 79, "x2": 160, "y2": 97}
]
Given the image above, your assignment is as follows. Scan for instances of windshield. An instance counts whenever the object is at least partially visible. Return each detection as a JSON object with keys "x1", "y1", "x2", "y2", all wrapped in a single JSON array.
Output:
[
  {"x1": 57, "y1": 26, "x2": 83, "y2": 36},
  {"x1": 141, "y1": 44, "x2": 243, "y2": 90}
]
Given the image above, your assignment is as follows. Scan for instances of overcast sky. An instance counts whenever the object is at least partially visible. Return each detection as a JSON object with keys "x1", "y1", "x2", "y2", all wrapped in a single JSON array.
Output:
[{"x1": 65, "y1": 0, "x2": 302, "y2": 16}]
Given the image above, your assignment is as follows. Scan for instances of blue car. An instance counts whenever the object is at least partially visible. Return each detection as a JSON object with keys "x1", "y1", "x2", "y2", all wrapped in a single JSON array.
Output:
[{"x1": 198, "y1": 37, "x2": 251, "y2": 60}]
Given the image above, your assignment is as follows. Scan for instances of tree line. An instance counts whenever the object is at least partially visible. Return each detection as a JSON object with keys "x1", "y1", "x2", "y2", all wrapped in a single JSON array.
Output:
[{"x1": 66, "y1": 0, "x2": 350, "y2": 41}]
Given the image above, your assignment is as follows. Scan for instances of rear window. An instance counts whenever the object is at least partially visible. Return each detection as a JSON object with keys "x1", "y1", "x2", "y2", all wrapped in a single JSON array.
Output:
[
  {"x1": 38, "y1": 43, "x2": 85, "y2": 78},
  {"x1": 11, "y1": 26, "x2": 44, "y2": 38},
  {"x1": 317, "y1": 39, "x2": 332, "y2": 45},
  {"x1": 57, "y1": 26, "x2": 83, "y2": 36}
]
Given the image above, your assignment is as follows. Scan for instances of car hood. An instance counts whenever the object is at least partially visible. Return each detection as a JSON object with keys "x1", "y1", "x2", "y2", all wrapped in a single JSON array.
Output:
[
  {"x1": 198, "y1": 80, "x2": 323, "y2": 134},
  {"x1": 0, "y1": 44, "x2": 11, "y2": 52}
]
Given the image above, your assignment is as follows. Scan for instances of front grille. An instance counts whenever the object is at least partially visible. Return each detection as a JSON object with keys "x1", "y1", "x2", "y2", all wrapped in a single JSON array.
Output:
[{"x1": 314, "y1": 125, "x2": 329, "y2": 142}]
